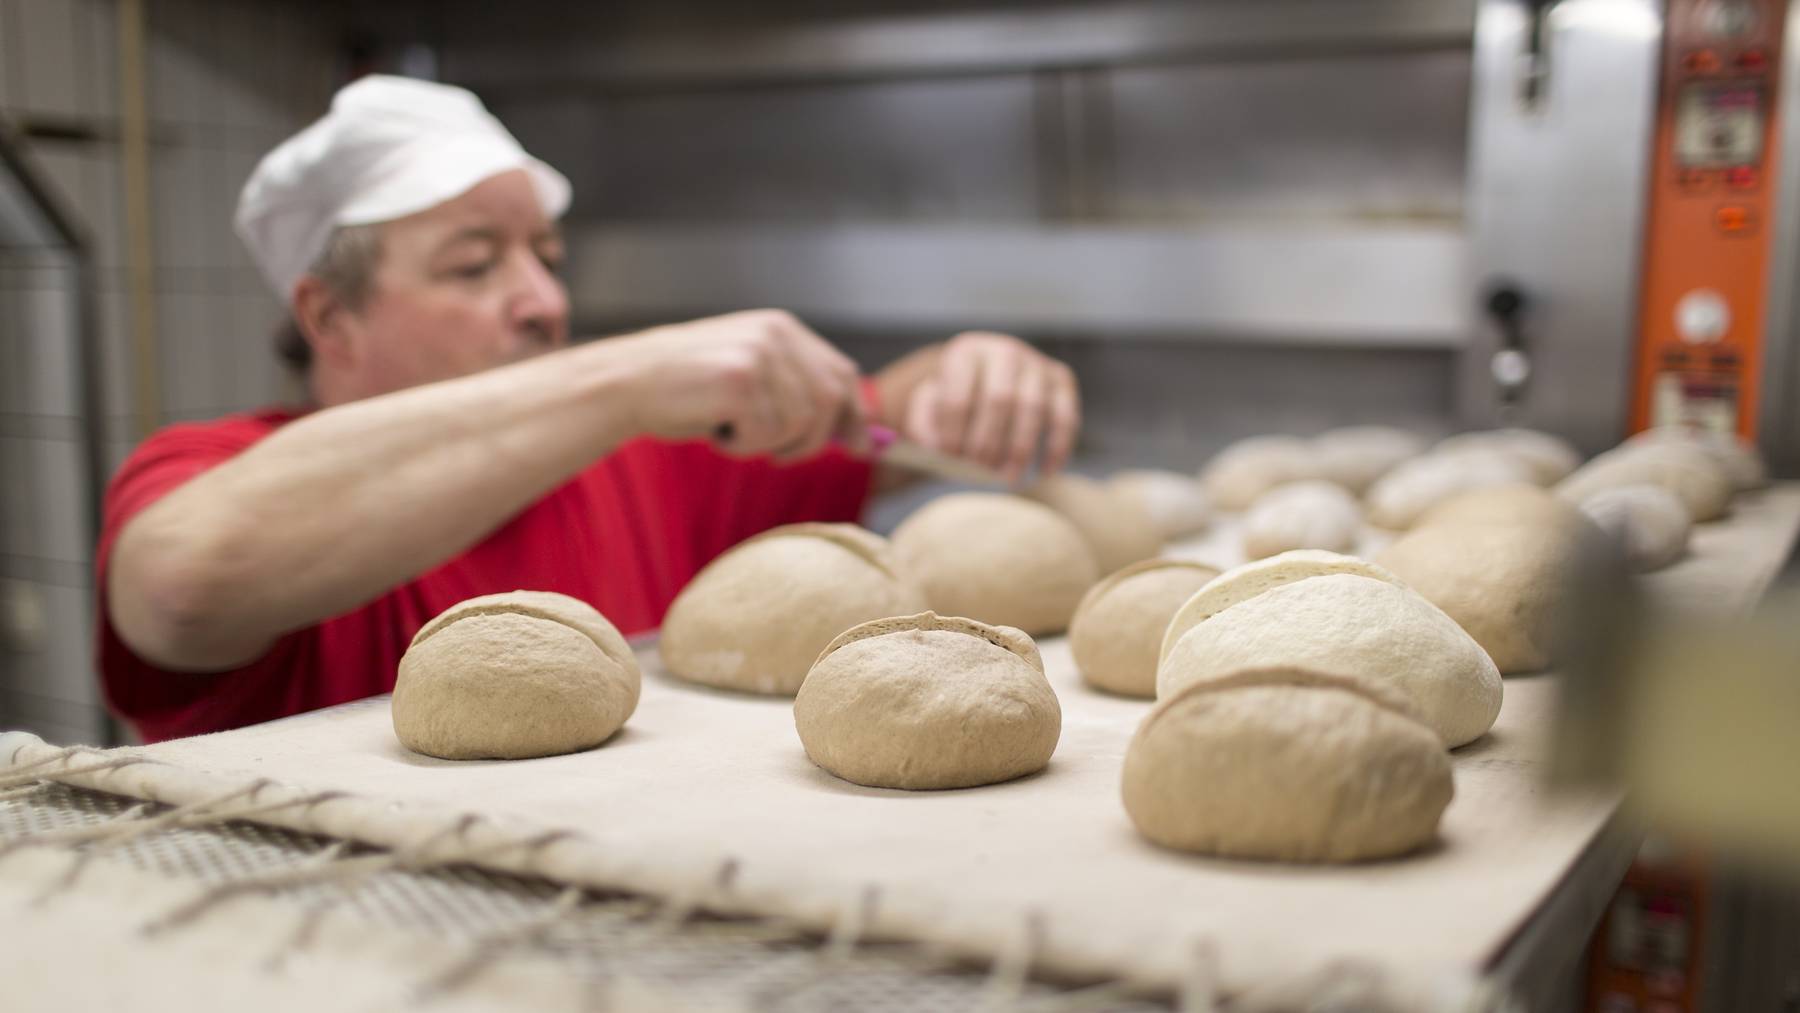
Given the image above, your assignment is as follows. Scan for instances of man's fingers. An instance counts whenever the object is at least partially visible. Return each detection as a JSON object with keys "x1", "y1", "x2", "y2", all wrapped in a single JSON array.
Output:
[
  {"x1": 1043, "y1": 362, "x2": 1080, "y2": 475},
  {"x1": 963, "y1": 345, "x2": 1020, "y2": 471},
  {"x1": 778, "y1": 359, "x2": 852, "y2": 462},
  {"x1": 1002, "y1": 359, "x2": 1048, "y2": 483},
  {"x1": 933, "y1": 343, "x2": 981, "y2": 456},
  {"x1": 905, "y1": 379, "x2": 942, "y2": 451}
]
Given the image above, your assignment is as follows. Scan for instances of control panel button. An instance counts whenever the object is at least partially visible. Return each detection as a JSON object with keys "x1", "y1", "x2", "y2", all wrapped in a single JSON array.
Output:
[
  {"x1": 1727, "y1": 165, "x2": 1759, "y2": 188},
  {"x1": 1716, "y1": 204, "x2": 1756, "y2": 232},
  {"x1": 1677, "y1": 168, "x2": 1714, "y2": 190},
  {"x1": 1675, "y1": 289, "x2": 1731, "y2": 344},
  {"x1": 1683, "y1": 49, "x2": 1722, "y2": 73},
  {"x1": 1736, "y1": 49, "x2": 1769, "y2": 71}
]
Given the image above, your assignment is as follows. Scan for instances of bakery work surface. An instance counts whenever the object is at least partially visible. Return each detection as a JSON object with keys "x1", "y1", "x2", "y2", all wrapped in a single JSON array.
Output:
[{"x1": 4, "y1": 484, "x2": 1798, "y2": 1012}]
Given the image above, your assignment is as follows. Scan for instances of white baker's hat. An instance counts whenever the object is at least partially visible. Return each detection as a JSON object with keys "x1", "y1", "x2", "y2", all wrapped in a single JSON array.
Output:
[{"x1": 234, "y1": 74, "x2": 571, "y2": 303}]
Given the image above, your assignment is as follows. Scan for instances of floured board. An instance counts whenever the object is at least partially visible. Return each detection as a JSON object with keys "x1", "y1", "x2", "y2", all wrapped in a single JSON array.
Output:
[{"x1": 6, "y1": 484, "x2": 1797, "y2": 1009}]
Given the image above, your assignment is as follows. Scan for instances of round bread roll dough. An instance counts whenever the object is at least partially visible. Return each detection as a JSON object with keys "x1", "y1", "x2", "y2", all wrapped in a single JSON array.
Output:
[
  {"x1": 1070, "y1": 559, "x2": 1222, "y2": 698},
  {"x1": 1310, "y1": 425, "x2": 1426, "y2": 494},
  {"x1": 1434, "y1": 428, "x2": 1581, "y2": 485},
  {"x1": 1107, "y1": 469, "x2": 1211, "y2": 539},
  {"x1": 393, "y1": 591, "x2": 641, "y2": 760},
  {"x1": 1627, "y1": 426, "x2": 1767, "y2": 492},
  {"x1": 891, "y1": 493, "x2": 1100, "y2": 635},
  {"x1": 1557, "y1": 441, "x2": 1732, "y2": 522},
  {"x1": 1198, "y1": 435, "x2": 1317, "y2": 511},
  {"x1": 1241, "y1": 480, "x2": 1362, "y2": 560},
  {"x1": 1027, "y1": 473, "x2": 1163, "y2": 573},
  {"x1": 1158, "y1": 550, "x2": 1404, "y2": 666},
  {"x1": 1122, "y1": 667, "x2": 1453, "y2": 863},
  {"x1": 1377, "y1": 498, "x2": 1611, "y2": 673},
  {"x1": 794, "y1": 611, "x2": 1061, "y2": 789},
  {"x1": 1577, "y1": 483, "x2": 1691, "y2": 572},
  {"x1": 1365, "y1": 450, "x2": 1535, "y2": 529},
  {"x1": 661, "y1": 523, "x2": 928, "y2": 696},
  {"x1": 1158, "y1": 574, "x2": 1502, "y2": 747},
  {"x1": 1415, "y1": 482, "x2": 1580, "y2": 530}
]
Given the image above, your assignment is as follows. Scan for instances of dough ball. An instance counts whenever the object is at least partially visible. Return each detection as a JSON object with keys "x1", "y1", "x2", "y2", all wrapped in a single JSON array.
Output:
[
  {"x1": 393, "y1": 591, "x2": 640, "y2": 760},
  {"x1": 1365, "y1": 450, "x2": 1535, "y2": 529},
  {"x1": 1107, "y1": 469, "x2": 1211, "y2": 540},
  {"x1": 794, "y1": 611, "x2": 1061, "y2": 789},
  {"x1": 1122, "y1": 667, "x2": 1453, "y2": 863},
  {"x1": 1416, "y1": 482, "x2": 1581, "y2": 530},
  {"x1": 1070, "y1": 559, "x2": 1221, "y2": 698},
  {"x1": 1158, "y1": 550, "x2": 1403, "y2": 666},
  {"x1": 1199, "y1": 435, "x2": 1318, "y2": 511},
  {"x1": 1158, "y1": 574, "x2": 1502, "y2": 747},
  {"x1": 1627, "y1": 427, "x2": 1767, "y2": 492},
  {"x1": 1376, "y1": 497, "x2": 1611, "y2": 673},
  {"x1": 1557, "y1": 441, "x2": 1732, "y2": 522},
  {"x1": 1577, "y1": 483, "x2": 1691, "y2": 572},
  {"x1": 1310, "y1": 425, "x2": 1426, "y2": 494},
  {"x1": 1241, "y1": 480, "x2": 1362, "y2": 560},
  {"x1": 1433, "y1": 428, "x2": 1581, "y2": 485},
  {"x1": 1027, "y1": 473, "x2": 1164, "y2": 573},
  {"x1": 891, "y1": 493, "x2": 1100, "y2": 635},
  {"x1": 661, "y1": 523, "x2": 928, "y2": 696}
]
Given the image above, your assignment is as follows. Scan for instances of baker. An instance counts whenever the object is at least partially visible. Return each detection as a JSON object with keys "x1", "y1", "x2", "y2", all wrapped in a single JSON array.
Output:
[{"x1": 98, "y1": 76, "x2": 1081, "y2": 743}]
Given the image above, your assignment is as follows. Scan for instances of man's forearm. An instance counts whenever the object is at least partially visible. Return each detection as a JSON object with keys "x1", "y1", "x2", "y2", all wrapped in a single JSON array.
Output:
[{"x1": 109, "y1": 338, "x2": 646, "y2": 671}]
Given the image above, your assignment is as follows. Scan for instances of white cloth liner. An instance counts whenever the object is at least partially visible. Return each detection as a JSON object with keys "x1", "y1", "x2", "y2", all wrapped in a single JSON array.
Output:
[{"x1": 6, "y1": 486, "x2": 1798, "y2": 1010}]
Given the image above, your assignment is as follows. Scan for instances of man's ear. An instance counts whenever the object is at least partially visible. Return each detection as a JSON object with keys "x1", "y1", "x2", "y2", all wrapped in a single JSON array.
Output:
[{"x1": 291, "y1": 275, "x2": 356, "y2": 368}]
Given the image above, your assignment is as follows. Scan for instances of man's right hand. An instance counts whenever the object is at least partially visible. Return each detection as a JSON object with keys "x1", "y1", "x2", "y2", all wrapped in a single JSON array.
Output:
[{"x1": 619, "y1": 309, "x2": 869, "y2": 462}]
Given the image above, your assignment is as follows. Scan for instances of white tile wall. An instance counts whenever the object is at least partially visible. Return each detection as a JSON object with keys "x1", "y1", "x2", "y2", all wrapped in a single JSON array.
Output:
[
  {"x1": 13, "y1": 0, "x2": 83, "y2": 119},
  {"x1": 25, "y1": 436, "x2": 90, "y2": 565},
  {"x1": 16, "y1": 281, "x2": 80, "y2": 418},
  {"x1": 73, "y1": 0, "x2": 119, "y2": 122},
  {"x1": 1, "y1": 0, "x2": 349, "y2": 745}
]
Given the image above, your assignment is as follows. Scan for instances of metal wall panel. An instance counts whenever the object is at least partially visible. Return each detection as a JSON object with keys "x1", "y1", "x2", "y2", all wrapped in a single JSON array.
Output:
[
  {"x1": 1758, "y1": 0, "x2": 1800, "y2": 476},
  {"x1": 567, "y1": 223, "x2": 1468, "y2": 344},
  {"x1": 1105, "y1": 51, "x2": 1472, "y2": 222},
  {"x1": 1459, "y1": 0, "x2": 1663, "y2": 452},
  {"x1": 495, "y1": 75, "x2": 1042, "y2": 223}
]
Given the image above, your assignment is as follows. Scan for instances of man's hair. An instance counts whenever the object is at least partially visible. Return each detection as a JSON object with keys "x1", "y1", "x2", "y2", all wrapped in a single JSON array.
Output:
[{"x1": 275, "y1": 224, "x2": 383, "y2": 373}]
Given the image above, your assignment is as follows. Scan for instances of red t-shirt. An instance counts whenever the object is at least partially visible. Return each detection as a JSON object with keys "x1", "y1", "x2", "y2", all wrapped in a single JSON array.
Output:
[{"x1": 97, "y1": 407, "x2": 874, "y2": 742}]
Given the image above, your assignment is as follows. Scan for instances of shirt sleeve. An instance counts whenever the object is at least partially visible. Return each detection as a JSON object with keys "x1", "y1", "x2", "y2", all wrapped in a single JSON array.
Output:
[{"x1": 93, "y1": 419, "x2": 297, "y2": 741}]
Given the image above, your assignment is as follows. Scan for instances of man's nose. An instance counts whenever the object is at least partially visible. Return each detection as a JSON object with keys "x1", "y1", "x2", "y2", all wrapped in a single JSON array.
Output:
[{"x1": 507, "y1": 252, "x2": 570, "y2": 341}]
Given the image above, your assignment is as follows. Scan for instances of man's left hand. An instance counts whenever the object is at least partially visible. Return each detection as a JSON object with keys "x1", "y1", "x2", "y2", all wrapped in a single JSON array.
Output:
[{"x1": 894, "y1": 332, "x2": 1081, "y2": 484}]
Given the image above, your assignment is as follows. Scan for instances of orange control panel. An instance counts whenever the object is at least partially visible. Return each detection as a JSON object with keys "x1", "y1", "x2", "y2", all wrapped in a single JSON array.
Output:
[{"x1": 1630, "y1": 0, "x2": 1786, "y2": 439}]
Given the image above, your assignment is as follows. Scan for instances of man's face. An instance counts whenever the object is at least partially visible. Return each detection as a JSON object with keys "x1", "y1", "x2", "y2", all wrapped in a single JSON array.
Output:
[{"x1": 338, "y1": 169, "x2": 569, "y2": 396}]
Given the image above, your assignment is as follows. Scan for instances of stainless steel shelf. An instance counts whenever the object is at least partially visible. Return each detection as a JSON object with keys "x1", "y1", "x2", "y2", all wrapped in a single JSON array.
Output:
[{"x1": 566, "y1": 222, "x2": 1471, "y2": 345}]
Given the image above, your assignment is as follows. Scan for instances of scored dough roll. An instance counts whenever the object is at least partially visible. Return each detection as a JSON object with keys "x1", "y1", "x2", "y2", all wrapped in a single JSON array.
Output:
[
  {"x1": 1377, "y1": 487, "x2": 1614, "y2": 674},
  {"x1": 1557, "y1": 441, "x2": 1733, "y2": 522},
  {"x1": 1433, "y1": 428, "x2": 1581, "y2": 486},
  {"x1": 1241, "y1": 480, "x2": 1362, "y2": 560},
  {"x1": 1626, "y1": 426, "x2": 1767, "y2": 492},
  {"x1": 1199, "y1": 435, "x2": 1317, "y2": 511},
  {"x1": 1122, "y1": 667, "x2": 1453, "y2": 863},
  {"x1": 794, "y1": 611, "x2": 1061, "y2": 790},
  {"x1": 1070, "y1": 559, "x2": 1221, "y2": 698},
  {"x1": 393, "y1": 591, "x2": 641, "y2": 760},
  {"x1": 1027, "y1": 472, "x2": 1163, "y2": 573},
  {"x1": 660, "y1": 523, "x2": 927, "y2": 696},
  {"x1": 1577, "y1": 483, "x2": 1691, "y2": 572},
  {"x1": 891, "y1": 493, "x2": 1100, "y2": 635},
  {"x1": 1310, "y1": 425, "x2": 1426, "y2": 494},
  {"x1": 1159, "y1": 550, "x2": 1404, "y2": 666},
  {"x1": 1158, "y1": 573, "x2": 1503, "y2": 748},
  {"x1": 1107, "y1": 469, "x2": 1211, "y2": 540},
  {"x1": 1364, "y1": 451, "x2": 1535, "y2": 530}
]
